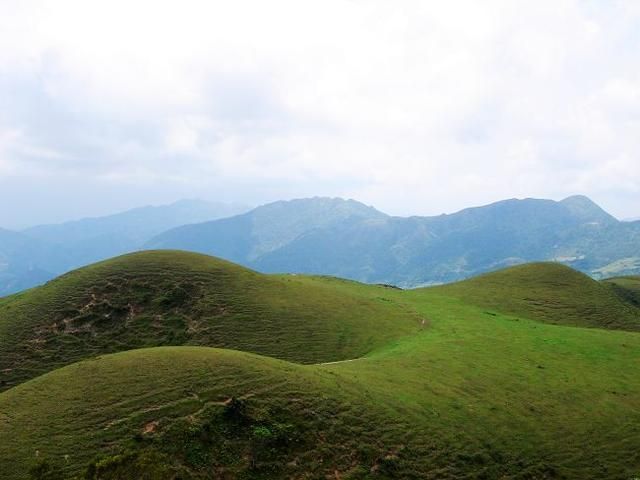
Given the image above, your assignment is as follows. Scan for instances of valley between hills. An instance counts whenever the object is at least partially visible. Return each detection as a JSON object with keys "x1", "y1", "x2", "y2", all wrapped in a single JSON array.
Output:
[{"x1": 1, "y1": 250, "x2": 639, "y2": 479}]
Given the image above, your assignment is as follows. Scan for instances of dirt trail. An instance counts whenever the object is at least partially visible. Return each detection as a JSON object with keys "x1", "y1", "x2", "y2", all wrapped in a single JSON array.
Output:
[{"x1": 317, "y1": 358, "x2": 362, "y2": 366}]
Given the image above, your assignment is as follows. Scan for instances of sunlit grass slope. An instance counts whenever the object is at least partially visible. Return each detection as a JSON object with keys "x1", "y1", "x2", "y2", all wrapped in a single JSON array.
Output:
[
  {"x1": 0, "y1": 250, "x2": 420, "y2": 391},
  {"x1": 432, "y1": 262, "x2": 640, "y2": 330},
  {"x1": 2, "y1": 306, "x2": 640, "y2": 479},
  {"x1": 1, "y1": 255, "x2": 640, "y2": 479},
  {"x1": 0, "y1": 347, "x2": 399, "y2": 480}
]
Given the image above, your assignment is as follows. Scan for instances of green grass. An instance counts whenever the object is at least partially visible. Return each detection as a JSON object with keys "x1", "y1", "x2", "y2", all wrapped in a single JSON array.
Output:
[
  {"x1": 0, "y1": 250, "x2": 420, "y2": 391},
  {"x1": 603, "y1": 276, "x2": 640, "y2": 308},
  {"x1": 1, "y1": 253, "x2": 640, "y2": 479},
  {"x1": 431, "y1": 262, "x2": 640, "y2": 330}
]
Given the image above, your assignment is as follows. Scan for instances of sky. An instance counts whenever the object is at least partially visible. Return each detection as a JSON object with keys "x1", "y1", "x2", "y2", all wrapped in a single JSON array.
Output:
[{"x1": 0, "y1": 0, "x2": 639, "y2": 228}]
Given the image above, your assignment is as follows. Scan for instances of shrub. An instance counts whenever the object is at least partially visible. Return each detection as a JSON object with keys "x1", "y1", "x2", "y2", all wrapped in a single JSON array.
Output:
[
  {"x1": 223, "y1": 397, "x2": 248, "y2": 423},
  {"x1": 29, "y1": 459, "x2": 64, "y2": 480},
  {"x1": 252, "y1": 425, "x2": 274, "y2": 440},
  {"x1": 83, "y1": 449, "x2": 178, "y2": 480}
]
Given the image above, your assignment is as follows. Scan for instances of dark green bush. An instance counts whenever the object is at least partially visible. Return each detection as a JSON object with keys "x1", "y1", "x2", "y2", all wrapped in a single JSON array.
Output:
[{"x1": 29, "y1": 459, "x2": 64, "y2": 480}]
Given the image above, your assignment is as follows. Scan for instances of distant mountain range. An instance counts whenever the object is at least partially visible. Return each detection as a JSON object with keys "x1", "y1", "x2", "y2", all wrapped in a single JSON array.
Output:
[
  {"x1": 1, "y1": 195, "x2": 638, "y2": 296},
  {"x1": 147, "y1": 195, "x2": 640, "y2": 287}
]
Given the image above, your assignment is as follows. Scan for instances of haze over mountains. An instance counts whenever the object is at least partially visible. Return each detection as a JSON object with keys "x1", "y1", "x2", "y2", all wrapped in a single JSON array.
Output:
[
  {"x1": 1, "y1": 195, "x2": 638, "y2": 296},
  {"x1": 148, "y1": 195, "x2": 640, "y2": 286},
  {"x1": 0, "y1": 200, "x2": 248, "y2": 296}
]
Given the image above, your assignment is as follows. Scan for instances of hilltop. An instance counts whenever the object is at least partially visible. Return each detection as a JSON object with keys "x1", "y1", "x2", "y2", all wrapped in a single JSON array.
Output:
[{"x1": 434, "y1": 262, "x2": 640, "y2": 330}]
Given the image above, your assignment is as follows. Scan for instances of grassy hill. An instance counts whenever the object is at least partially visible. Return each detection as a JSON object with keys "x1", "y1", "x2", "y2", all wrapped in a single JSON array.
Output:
[
  {"x1": 1, "y1": 254, "x2": 640, "y2": 479},
  {"x1": 1, "y1": 347, "x2": 422, "y2": 480},
  {"x1": 0, "y1": 250, "x2": 420, "y2": 391},
  {"x1": 433, "y1": 262, "x2": 640, "y2": 330},
  {"x1": 2, "y1": 303, "x2": 640, "y2": 479}
]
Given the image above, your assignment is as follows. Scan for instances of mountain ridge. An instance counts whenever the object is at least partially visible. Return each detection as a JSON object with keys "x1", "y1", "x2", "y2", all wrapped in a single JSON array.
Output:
[
  {"x1": 2, "y1": 195, "x2": 639, "y2": 296},
  {"x1": 148, "y1": 195, "x2": 640, "y2": 286}
]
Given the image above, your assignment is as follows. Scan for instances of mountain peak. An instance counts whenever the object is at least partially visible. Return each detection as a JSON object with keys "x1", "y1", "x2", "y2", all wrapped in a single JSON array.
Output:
[
  {"x1": 258, "y1": 197, "x2": 387, "y2": 218},
  {"x1": 561, "y1": 194, "x2": 596, "y2": 205},
  {"x1": 560, "y1": 195, "x2": 615, "y2": 223}
]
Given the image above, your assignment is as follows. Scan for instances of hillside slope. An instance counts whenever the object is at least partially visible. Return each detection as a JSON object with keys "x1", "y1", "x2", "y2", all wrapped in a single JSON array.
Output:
[
  {"x1": 2, "y1": 255, "x2": 640, "y2": 479},
  {"x1": 433, "y1": 263, "x2": 640, "y2": 331},
  {"x1": 603, "y1": 276, "x2": 640, "y2": 308},
  {"x1": 0, "y1": 250, "x2": 419, "y2": 392},
  {"x1": 2, "y1": 301, "x2": 640, "y2": 479},
  {"x1": 0, "y1": 347, "x2": 405, "y2": 480}
]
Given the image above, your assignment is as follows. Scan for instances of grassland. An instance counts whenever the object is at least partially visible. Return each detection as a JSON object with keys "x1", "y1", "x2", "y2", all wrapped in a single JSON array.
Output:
[
  {"x1": 0, "y1": 251, "x2": 420, "y2": 391},
  {"x1": 604, "y1": 276, "x2": 640, "y2": 308},
  {"x1": 431, "y1": 262, "x2": 640, "y2": 330},
  {"x1": 1, "y1": 252, "x2": 639, "y2": 479}
]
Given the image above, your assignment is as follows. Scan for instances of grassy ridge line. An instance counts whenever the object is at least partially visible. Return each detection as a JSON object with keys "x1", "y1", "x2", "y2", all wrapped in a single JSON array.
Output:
[
  {"x1": 0, "y1": 250, "x2": 421, "y2": 391},
  {"x1": 431, "y1": 262, "x2": 640, "y2": 330}
]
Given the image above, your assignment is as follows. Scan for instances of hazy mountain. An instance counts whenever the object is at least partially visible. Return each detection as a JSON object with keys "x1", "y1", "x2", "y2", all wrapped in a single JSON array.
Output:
[
  {"x1": 146, "y1": 197, "x2": 386, "y2": 264},
  {"x1": 0, "y1": 228, "x2": 73, "y2": 296},
  {"x1": 148, "y1": 195, "x2": 640, "y2": 286},
  {"x1": 23, "y1": 199, "x2": 248, "y2": 268},
  {"x1": 0, "y1": 200, "x2": 248, "y2": 296},
  {"x1": 3, "y1": 195, "x2": 638, "y2": 296}
]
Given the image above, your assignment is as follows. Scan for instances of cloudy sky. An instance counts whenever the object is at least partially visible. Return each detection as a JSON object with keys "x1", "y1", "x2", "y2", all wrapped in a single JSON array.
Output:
[{"x1": 1, "y1": 0, "x2": 639, "y2": 228}]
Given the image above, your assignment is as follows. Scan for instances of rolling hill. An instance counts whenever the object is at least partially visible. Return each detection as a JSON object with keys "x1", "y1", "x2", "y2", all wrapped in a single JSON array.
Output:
[
  {"x1": 433, "y1": 262, "x2": 640, "y2": 330},
  {"x1": 1, "y1": 252, "x2": 640, "y2": 479},
  {"x1": 0, "y1": 250, "x2": 419, "y2": 391},
  {"x1": 147, "y1": 195, "x2": 640, "y2": 286}
]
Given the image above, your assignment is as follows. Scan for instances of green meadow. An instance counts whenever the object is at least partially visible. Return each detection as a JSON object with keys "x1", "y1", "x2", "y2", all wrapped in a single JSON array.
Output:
[{"x1": 1, "y1": 251, "x2": 639, "y2": 479}]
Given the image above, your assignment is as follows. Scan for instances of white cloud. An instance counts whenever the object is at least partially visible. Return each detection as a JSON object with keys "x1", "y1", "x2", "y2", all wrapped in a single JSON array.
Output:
[{"x1": 0, "y1": 0, "x2": 639, "y2": 225}]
